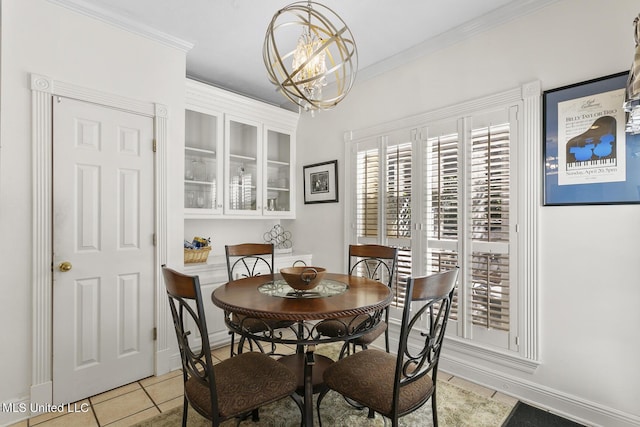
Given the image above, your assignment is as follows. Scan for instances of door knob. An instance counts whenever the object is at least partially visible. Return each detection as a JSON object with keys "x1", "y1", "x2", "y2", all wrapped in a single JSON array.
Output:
[{"x1": 58, "y1": 261, "x2": 72, "y2": 272}]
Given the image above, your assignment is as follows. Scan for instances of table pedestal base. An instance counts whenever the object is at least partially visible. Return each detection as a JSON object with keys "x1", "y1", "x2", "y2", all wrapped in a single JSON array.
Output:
[{"x1": 278, "y1": 352, "x2": 334, "y2": 426}]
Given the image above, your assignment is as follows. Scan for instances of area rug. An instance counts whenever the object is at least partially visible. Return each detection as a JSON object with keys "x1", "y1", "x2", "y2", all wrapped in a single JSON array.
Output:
[
  {"x1": 136, "y1": 345, "x2": 513, "y2": 427},
  {"x1": 136, "y1": 382, "x2": 511, "y2": 427},
  {"x1": 502, "y1": 402, "x2": 585, "y2": 427}
]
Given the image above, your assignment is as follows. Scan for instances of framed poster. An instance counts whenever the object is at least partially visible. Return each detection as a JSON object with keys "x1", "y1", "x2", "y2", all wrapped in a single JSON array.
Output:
[
  {"x1": 543, "y1": 71, "x2": 640, "y2": 205},
  {"x1": 303, "y1": 160, "x2": 338, "y2": 204}
]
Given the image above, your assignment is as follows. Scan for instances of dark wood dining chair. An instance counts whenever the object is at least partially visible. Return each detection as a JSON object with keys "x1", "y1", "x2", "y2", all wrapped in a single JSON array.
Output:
[
  {"x1": 316, "y1": 244, "x2": 398, "y2": 356},
  {"x1": 225, "y1": 243, "x2": 274, "y2": 280},
  {"x1": 161, "y1": 266, "x2": 301, "y2": 426},
  {"x1": 318, "y1": 267, "x2": 459, "y2": 427},
  {"x1": 225, "y1": 243, "x2": 294, "y2": 357}
]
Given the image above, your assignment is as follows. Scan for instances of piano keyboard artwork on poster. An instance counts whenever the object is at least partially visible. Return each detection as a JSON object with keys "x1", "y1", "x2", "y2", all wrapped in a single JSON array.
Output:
[{"x1": 565, "y1": 116, "x2": 617, "y2": 170}]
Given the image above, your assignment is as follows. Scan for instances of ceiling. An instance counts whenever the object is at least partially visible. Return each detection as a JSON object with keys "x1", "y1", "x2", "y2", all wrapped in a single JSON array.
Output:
[{"x1": 57, "y1": 0, "x2": 552, "y2": 110}]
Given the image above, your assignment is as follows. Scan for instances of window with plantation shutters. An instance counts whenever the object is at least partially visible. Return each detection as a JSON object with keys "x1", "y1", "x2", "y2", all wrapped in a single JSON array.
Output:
[
  {"x1": 353, "y1": 113, "x2": 515, "y2": 347},
  {"x1": 469, "y1": 123, "x2": 511, "y2": 332},
  {"x1": 356, "y1": 148, "x2": 379, "y2": 239},
  {"x1": 386, "y1": 142, "x2": 412, "y2": 305},
  {"x1": 354, "y1": 135, "x2": 413, "y2": 307},
  {"x1": 425, "y1": 128, "x2": 461, "y2": 321},
  {"x1": 386, "y1": 142, "x2": 412, "y2": 241},
  {"x1": 348, "y1": 84, "x2": 540, "y2": 361},
  {"x1": 425, "y1": 132, "x2": 459, "y2": 242},
  {"x1": 423, "y1": 110, "x2": 515, "y2": 350}
]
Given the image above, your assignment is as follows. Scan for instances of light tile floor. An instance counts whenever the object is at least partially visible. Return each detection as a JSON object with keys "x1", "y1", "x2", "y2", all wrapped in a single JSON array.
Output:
[{"x1": 9, "y1": 341, "x2": 518, "y2": 427}]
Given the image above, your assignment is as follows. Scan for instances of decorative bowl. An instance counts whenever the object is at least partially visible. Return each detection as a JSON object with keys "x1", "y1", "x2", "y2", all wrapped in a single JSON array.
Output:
[{"x1": 280, "y1": 266, "x2": 326, "y2": 291}]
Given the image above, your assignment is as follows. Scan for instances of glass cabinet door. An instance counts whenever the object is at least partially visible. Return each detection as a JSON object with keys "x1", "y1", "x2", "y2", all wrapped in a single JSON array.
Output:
[
  {"x1": 225, "y1": 115, "x2": 261, "y2": 215},
  {"x1": 264, "y1": 128, "x2": 293, "y2": 216},
  {"x1": 185, "y1": 109, "x2": 223, "y2": 216}
]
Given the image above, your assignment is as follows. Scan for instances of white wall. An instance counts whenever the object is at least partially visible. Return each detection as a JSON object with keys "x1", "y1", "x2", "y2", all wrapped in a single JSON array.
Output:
[
  {"x1": 0, "y1": 0, "x2": 186, "y2": 424},
  {"x1": 291, "y1": 0, "x2": 640, "y2": 425},
  {"x1": 185, "y1": 218, "x2": 282, "y2": 257}
]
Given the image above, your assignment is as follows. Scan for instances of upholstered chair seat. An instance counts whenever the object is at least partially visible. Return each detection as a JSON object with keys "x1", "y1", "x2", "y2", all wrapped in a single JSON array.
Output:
[
  {"x1": 323, "y1": 349, "x2": 434, "y2": 416},
  {"x1": 185, "y1": 352, "x2": 297, "y2": 420}
]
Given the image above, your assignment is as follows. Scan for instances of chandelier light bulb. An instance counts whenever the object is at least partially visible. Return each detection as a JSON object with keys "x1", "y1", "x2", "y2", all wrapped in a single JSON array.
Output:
[{"x1": 292, "y1": 31, "x2": 328, "y2": 100}]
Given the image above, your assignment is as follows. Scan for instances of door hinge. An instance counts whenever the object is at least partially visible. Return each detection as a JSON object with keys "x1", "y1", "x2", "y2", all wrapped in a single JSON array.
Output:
[
  {"x1": 515, "y1": 336, "x2": 520, "y2": 346},
  {"x1": 153, "y1": 233, "x2": 157, "y2": 246},
  {"x1": 153, "y1": 327, "x2": 157, "y2": 341},
  {"x1": 152, "y1": 139, "x2": 157, "y2": 152}
]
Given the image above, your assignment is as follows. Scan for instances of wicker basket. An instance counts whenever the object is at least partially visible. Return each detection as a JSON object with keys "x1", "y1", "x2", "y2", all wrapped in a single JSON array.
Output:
[{"x1": 184, "y1": 246, "x2": 211, "y2": 264}]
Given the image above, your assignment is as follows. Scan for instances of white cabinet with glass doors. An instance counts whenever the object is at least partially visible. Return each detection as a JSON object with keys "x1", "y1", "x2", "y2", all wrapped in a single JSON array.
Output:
[
  {"x1": 264, "y1": 126, "x2": 293, "y2": 216},
  {"x1": 224, "y1": 116, "x2": 295, "y2": 217},
  {"x1": 184, "y1": 108, "x2": 223, "y2": 218},
  {"x1": 185, "y1": 78, "x2": 298, "y2": 219}
]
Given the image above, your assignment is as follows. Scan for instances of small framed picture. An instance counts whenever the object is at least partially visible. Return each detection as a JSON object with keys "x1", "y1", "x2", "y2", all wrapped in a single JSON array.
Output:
[{"x1": 303, "y1": 160, "x2": 338, "y2": 204}]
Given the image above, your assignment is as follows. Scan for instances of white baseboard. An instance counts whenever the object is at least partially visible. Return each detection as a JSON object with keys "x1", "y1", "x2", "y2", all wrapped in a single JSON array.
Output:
[
  {"x1": 440, "y1": 355, "x2": 640, "y2": 427},
  {"x1": 0, "y1": 396, "x2": 30, "y2": 427},
  {"x1": 29, "y1": 380, "x2": 52, "y2": 406},
  {"x1": 210, "y1": 330, "x2": 231, "y2": 349}
]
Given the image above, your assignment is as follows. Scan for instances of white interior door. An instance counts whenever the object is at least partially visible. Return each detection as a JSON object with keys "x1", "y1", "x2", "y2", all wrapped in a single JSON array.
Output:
[{"x1": 52, "y1": 97, "x2": 155, "y2": 404}]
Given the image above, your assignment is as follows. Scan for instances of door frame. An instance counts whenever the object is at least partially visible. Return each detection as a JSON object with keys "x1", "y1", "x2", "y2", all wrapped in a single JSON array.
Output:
[{"x1": 30, "y1": 73, "x2": 170, "y2": 405}]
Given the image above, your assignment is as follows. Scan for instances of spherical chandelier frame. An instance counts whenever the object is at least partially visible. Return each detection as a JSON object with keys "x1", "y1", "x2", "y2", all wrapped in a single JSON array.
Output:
[{"x1": 263, "y1": 1, "x2": 358, "y2": 112}]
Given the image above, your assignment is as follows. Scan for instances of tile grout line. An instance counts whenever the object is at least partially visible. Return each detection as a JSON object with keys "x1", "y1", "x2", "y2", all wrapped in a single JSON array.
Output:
[
  {"x1": 90, "y1": 388, "x2": 138, "y2": 407},
  {"x1": 138, "y1": 380, "x2": 162, "y2": 413},
  {"x1": 100, "y1": 407, "x2": 160, "y2": 427},
  {"x1": 96, "y1": 385, "x2": 160, "y2": 427},
  {"x1": 90, "y1": 384, "x2": 156, "y2": 426},
  {"x1": 89, "y1": 400, "x2": 100, "y2": 427}
]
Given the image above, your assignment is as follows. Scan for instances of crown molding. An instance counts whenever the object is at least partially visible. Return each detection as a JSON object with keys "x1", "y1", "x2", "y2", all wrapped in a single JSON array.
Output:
[
  {"x1": 358, "y1": 0, "x2": 559, "y2": 82},
  {"x1": 47, "y1": 0, "x2": 194, "y2": 52}
]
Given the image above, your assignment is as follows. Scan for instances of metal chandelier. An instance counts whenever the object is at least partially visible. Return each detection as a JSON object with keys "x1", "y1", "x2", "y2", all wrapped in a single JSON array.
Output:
[{"x1": 263, "y1": 1, "x2": 358, "y2": 112}]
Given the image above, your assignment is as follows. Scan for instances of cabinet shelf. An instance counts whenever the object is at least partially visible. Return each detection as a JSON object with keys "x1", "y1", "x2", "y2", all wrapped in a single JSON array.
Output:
[
  {"x1": 185, "y1": 179, "x2": 215, "y2": 186},
  {"x1": 267, "y1": 187, "x2": 290, "y2": 192},
  {"x1": 186, "y1": 146, "x2": 216, "y2": 156},
  {"x1": 229, "y1": 154, "x2": 257, "y2": 162},
  {"x1": 267, "y1": 159, "x2": 290, "y2": 166}
]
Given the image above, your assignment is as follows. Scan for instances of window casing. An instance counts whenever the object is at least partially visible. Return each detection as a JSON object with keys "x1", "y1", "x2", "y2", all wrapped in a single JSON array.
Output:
[{"x1": 346, "y1": 84, "x2": 540, "y2": 363}]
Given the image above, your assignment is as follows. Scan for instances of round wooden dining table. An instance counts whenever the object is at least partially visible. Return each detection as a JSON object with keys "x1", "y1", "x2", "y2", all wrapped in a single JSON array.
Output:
[{"x1": 211, "y1": 272, "x2": 392, "y2": 427}]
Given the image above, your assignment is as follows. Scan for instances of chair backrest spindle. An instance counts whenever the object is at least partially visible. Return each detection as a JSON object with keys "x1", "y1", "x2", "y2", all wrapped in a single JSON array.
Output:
[
  {"x1": 348, "y1": 244, "x2": 398, "y2": 288},
  {"x1": 225, "y1": 243, "x2": 274, "y2": 281}
]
